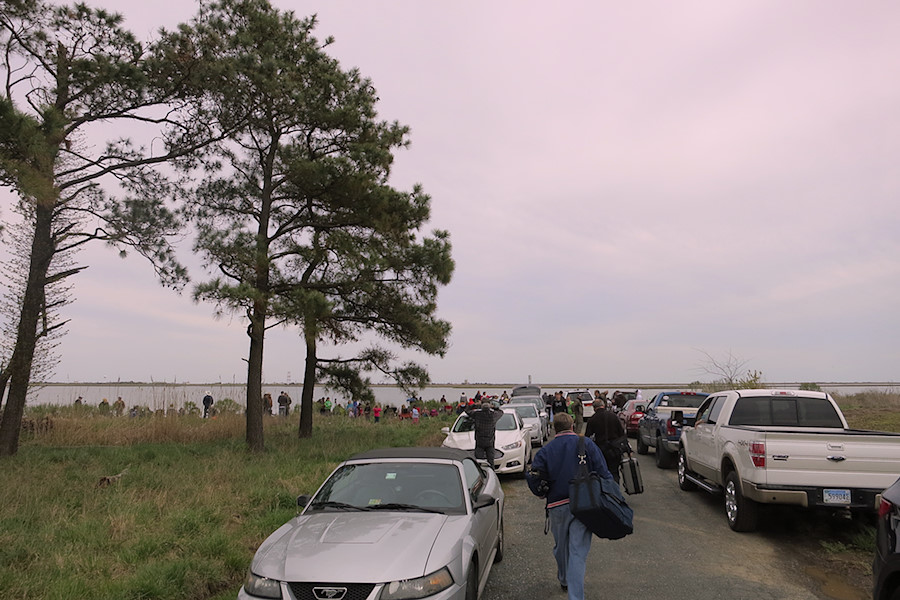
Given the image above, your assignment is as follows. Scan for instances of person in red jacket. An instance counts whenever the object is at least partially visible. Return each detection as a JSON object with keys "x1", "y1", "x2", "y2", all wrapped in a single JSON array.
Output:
[{"x1": 373, "y1": 404, "x2": 382, "y2": 423}]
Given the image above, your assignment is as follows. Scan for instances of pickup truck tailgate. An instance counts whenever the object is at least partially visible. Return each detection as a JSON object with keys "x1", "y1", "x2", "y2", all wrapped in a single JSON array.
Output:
[{"x1": 758, "y1": 428, "x2": 900, "y2": 490}]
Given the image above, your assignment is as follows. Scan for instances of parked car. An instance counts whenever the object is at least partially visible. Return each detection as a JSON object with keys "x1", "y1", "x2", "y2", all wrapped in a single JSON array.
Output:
[
  {"x1": 678, "y1": 389, "x2": 900, "y2": 532},
  {"x1": 441, "y1": 407, "x2": 534, "y2": 474},
  {"x1": 874, "y1": 476, "x2": 900, "y2": 600},
  {"x1": 566, "y1": 390, "x2": 595, "y2": 418},
  {"x1": 507, "y1": 395, "x2": 550, "y2": 424},
  {"x1": 511, "y1": 384, "x2": 541, "y2": 397},
  {"x1": 637, "y1": 391, "x2": 709, "y2": 468},
  {"x1": 618, "y1": 399, "x2": 646, "y2": 437},
  {"x1": 238, "y1": 447, "x2": 505, "y2": 600},
  {"x1": 507, "y1": 402, "x2": 547, "y2": 446}
]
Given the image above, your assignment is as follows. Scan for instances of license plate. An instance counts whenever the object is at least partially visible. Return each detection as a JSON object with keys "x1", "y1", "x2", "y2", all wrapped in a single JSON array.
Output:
[{"x1": 823, "y1": 488, "x2": 851, "y2": 505}]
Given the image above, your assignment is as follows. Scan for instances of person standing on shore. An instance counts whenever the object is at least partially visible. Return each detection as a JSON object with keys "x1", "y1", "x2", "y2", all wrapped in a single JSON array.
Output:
[
  {"x1": 277, "y1": 392, "x2": 291, "y2": 416},
  {"x1": 202, "y1": 392, "x2": 214, "y2": 418}
]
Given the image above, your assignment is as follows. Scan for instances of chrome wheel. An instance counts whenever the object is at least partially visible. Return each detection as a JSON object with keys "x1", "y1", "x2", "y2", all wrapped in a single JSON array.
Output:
[
  {"x1": 677, "y1": 449, "x2": 696, "y2": 491},
  {"x1": 724, "y1": 479, "x2": 738, "y2": 525}
]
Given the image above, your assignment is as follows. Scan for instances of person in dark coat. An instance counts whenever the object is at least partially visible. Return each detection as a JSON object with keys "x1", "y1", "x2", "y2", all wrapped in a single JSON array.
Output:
[
  {"x1": 584, "y1": 399, "x2": 627, "y2": 482},
  {"x1": 466, "y1": 401, "x2": 503, "y2": 468},
  {"x1": 202, "y1": 392, "x2": 214, "y2": 418}
]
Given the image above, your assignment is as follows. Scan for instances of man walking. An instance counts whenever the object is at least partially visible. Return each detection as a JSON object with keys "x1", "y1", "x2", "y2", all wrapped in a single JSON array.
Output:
[
  {"x1": 584, "y1": 399, "x2": 627, "y2": 483},
  {"x1": 526, "y1": 413, "x2": 613, "y2": 600},
  {"x1": 466, "y1": 401, "x2": 503, "y2": 468}
]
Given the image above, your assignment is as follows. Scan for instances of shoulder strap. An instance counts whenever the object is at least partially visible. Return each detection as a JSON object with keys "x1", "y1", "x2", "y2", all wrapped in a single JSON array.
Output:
[{"x1": 576, "y1": 436, "x2": 591, "y2": 476}]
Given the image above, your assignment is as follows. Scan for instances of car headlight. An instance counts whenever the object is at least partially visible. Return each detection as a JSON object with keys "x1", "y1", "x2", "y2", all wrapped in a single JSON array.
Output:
[
  {"x1": 243, "y1": 570, "x2": 282, "y2": 598},
  {"x1": 502, "y1": 440, "x2": 523, "y2": 451},
  {"x1": 380, "y1": 567, "x2": 454, "y2": 600}
]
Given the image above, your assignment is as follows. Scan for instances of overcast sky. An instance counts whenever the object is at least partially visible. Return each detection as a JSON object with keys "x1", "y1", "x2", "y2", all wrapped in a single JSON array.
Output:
[{"x1": 4, "y1": 1, "x2": 900, "y2": 386}]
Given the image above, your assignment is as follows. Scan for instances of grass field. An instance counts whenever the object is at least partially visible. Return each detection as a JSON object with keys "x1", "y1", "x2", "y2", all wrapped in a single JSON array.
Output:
[
  {"x1": 2, "y1": 392, "x2": 897, "y2": 600},
  {"x1": 0, "y1": 411, "x2": 454, "y2": 600}
]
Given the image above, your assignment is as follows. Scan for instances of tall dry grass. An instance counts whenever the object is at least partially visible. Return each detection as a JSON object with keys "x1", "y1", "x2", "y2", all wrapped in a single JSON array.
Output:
[
  {"x1": 1, "y1": 410, "x2": 456, "y2": 600},
  {"x1": 833, "y1": 391, "x2": 900, "y2": 432}
]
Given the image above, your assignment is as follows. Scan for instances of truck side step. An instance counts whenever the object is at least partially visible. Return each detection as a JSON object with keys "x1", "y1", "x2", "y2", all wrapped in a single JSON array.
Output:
[{"x1": 684, "y1": 472, "x2": 722, "y2": 494}]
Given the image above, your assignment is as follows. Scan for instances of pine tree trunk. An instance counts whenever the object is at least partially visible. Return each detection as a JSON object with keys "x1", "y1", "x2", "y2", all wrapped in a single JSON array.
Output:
[
  {"x1": 245, "y1": 299, "x2": 266, "y2": 452},
  {"x1": 0, "y1": 202, "x2": 54, "y2": 456},
  {"x1": 298, "y1": 325, "x2": 316, "y2": 439}
]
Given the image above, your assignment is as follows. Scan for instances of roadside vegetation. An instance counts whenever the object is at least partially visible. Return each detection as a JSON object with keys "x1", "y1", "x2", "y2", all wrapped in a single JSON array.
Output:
[
  {"x1": 834, "y1": 390, "x2": 900, "y2": 432},
  {"x1": 2, "y1": 391, "x2": 895, "y2": 599},
  {"x1": 0, "y1": 411, "x2": 454, "y2": 600}
]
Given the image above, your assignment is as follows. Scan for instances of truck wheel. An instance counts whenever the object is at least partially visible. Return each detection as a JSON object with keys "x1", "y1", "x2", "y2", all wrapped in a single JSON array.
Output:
[
  {"x1": 636, "y1": 434, "x2": 649, "y2": 455},
  {"x1": 677, "y1": 448, "x2": 697, "y2": 491},
  {"x1": 724, "y1": 471, "x2": 758, "y2": 532},
  {"x1": 655, "y1": 437, "x2": 675, "y2": 469}
]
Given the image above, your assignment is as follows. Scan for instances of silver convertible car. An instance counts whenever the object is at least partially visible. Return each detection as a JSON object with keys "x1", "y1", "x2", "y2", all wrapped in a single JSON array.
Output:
[{"x1": 238, "y1": 447, "x2": 505, "y2": 600}]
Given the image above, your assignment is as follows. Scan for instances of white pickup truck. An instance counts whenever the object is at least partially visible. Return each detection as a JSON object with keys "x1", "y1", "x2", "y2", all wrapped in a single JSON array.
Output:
[{"x1": 676, "y1": 389, "x2": 900, "y2": 532}]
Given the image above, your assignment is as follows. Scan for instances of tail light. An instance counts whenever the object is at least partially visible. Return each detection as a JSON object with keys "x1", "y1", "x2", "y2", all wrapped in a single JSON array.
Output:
[
  {"x1": 749, "y1": 441, "x2": 766, "y2": 468},
  {"x1": 878, "y1": 497, "x2": 894, "y2": 519},
  {"x1": 666, "y1": 418, "x2": 677, "y2": 436}
]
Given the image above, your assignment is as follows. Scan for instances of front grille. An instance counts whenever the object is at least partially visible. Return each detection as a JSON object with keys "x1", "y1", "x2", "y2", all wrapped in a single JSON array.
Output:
[{"x1": 288, "y1": 582, "x2": 376, "y2": 600}]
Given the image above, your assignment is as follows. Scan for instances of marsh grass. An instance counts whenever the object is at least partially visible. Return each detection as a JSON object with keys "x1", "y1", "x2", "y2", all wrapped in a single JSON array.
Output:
[
  {"x1": 833, "y1": 391, "x2": 900, "y2": 432},
  {"x1": 0, "y1": 411, "x2": 455, "y2": 600}
]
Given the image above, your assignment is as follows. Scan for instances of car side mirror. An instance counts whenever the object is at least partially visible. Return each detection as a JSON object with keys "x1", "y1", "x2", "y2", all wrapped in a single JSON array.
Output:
[
  {"x1": 441, "y1": 427, "x2": 450, "y2": 435},
  {"x1": 473, "y1": 493, "x2": 496, "y2": 510},
  {"x1": 636, "y1": 405, "x2": 644, "y2": 412},
  {"x1": 297, "y1": 494, "x2": 312, "y2": 508}
]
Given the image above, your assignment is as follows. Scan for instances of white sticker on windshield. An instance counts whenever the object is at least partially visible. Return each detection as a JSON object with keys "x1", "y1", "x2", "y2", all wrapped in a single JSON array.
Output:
[{"x1": 385, "y1": 473, "x2": 397, "y2": 480}]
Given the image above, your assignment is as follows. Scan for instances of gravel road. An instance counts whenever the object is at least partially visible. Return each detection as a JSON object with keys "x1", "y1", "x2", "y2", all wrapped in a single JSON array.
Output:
[{"x1": 482, "y1": 445, "x2": 869, "y2": 600}]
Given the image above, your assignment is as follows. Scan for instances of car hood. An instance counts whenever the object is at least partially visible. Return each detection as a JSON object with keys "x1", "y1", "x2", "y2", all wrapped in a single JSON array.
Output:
[{"x1": 252, "y1": 511, "x2": 451, "y2": 583}]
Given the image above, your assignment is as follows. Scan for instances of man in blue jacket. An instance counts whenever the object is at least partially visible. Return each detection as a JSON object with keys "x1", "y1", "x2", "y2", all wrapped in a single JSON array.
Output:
[{"x1": 526, "y1": 413, "x2": 613, "y2": 600}]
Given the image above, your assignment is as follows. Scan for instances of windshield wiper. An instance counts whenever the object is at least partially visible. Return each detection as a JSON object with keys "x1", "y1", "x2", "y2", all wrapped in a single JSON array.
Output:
[
  {"x1": 308, "y1": 501, "x2": 367, "y2": 511},
  {"x1": 367, "y1": 503, "x2": 445, "y2": 514}
]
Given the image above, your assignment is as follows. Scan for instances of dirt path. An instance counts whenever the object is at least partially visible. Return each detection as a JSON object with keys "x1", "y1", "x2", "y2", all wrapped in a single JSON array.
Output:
[{"x1": 483, "y1": 448, "x2": 871, "y2": 600}]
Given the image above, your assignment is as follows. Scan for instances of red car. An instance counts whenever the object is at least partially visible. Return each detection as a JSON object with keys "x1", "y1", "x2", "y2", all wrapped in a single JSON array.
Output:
[{"x1": 618, "y1": 399, "x2": 645, "y2": 437}]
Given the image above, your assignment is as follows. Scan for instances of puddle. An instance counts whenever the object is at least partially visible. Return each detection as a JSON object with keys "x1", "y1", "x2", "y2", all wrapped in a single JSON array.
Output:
[{"x1": 804, "y1": 565, "x2": 867, "y2": 600}]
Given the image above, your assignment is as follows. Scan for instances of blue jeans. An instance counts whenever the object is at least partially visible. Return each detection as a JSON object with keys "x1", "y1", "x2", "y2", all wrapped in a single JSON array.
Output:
[{"x1": 548, "y1": 504, "x2": 592, "y2": 600}]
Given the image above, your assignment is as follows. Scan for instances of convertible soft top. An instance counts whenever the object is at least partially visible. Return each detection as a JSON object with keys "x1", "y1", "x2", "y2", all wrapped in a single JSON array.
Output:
[{"x1": 350, "y1": 446, "x2": 474, "y2": 462}]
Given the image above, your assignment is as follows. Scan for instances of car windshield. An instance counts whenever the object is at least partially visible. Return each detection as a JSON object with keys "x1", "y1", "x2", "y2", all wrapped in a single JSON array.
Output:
[
  {"x1": 310, "y1": 462, "x2": 466, "y2": 515},
  {"x1": 512, "y1": 405, "x2": 538, "y2": 419},
  {"x1": 452, "y1": 413, "x2": 518, "y2": 432},
  {"x1": 656, "y1": 393, "x2": 707, "y2": 408}
]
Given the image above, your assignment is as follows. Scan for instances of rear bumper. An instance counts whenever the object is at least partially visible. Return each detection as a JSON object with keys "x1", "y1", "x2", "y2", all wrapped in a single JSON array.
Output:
[{"x1": 744, "y1": 482, "x2": 882, "y2": 510}]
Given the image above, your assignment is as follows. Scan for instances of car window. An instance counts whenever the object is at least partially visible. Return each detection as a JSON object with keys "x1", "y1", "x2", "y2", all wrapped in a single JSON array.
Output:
[
  {"x1": 729, "y1": 397, "x2": 843, "y2": 428},
  {"x1": 694, "y1": 398, "x2": 714, "y2": 422},
  {"x1": 462, "y1": 458, "x2": 485, "y2": 496},
  {"x1": 496, "y1": 413, "x2": 517, "y2": 431},
  {"x1": 451, "y1": 414, "x2": 475, "y2": 433},
  {"x1": 313, "y1": 462, "x2": 466, "y2": 514},
  {"x1": 708, "y1": 397, "x2": 726, "y2": 424},
  {"x1": 657, "y1": 393, "x2": 708, "y2": 408},
  {"x1": 512, "y1": 405, "x2": 538, "y2": 418}
]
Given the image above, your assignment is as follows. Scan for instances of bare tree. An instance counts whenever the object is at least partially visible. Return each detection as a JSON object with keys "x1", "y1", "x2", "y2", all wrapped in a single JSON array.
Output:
[{"x1": 694, "y1": 348, "x2": 750, "y2": 389}]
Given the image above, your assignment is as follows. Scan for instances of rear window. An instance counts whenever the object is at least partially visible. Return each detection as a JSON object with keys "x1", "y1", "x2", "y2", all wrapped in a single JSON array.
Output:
[
  {"x1": 655, "y1": 393, "x2": 708, "y2": 409},
  {"x1": 512, "y1": 405, "x2": 538, "y2": 419},
  {"x1": 729, "y1": 397, "x2": 843, "y2": 428}
]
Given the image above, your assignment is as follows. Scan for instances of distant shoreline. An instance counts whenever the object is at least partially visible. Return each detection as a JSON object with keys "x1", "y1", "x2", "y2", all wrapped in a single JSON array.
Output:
[{"x1": 34, "y1": 380, "x2": 899, "y2": 388}]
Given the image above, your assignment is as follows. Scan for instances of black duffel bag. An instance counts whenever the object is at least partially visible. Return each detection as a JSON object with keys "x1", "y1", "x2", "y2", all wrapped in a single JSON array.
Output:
[{"x1": 568, "y1": 436, "x2": 634, "y2": 540}]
